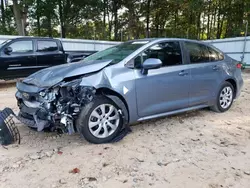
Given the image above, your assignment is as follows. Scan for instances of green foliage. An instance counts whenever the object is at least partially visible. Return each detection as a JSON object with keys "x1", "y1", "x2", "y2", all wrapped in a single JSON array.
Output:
[{"x1": 0, "y1": 0, "x2": 250, "y2": 40}]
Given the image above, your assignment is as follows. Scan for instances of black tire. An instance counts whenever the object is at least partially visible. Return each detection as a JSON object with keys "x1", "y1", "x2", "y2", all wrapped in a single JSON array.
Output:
[
  {"x1": 76, "y1": 96, "x2": 123, "y2": 144},
  {"x1": 210, "y1": 81, "x2": 235, "y2": 113}
]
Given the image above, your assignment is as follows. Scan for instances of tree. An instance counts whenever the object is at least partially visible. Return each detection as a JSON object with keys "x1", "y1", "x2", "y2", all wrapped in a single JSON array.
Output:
[
  {"x1": 0, "y1": 0, "x2": 250, "y2": 40},
  {"x1": 145, "y1": 0, "x2": 151, "y2": 37},
  {"x1": 1, "y1": 0, "x2": 6, "y2": 32},
  {"x1": 12, "y1": 0, "x2": 25, "y2": 35}
]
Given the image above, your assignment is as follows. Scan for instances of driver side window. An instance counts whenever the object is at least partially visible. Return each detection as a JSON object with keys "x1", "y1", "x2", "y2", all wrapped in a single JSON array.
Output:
[
  {"x1": 134, "y1": 41, "x2": 182, "y2": 68},
  {"x1": 8, "y1": 40, "x2": 33, "y2": 53}
]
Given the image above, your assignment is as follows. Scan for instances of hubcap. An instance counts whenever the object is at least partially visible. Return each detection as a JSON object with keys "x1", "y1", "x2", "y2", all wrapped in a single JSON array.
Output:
[
  {"x1": 88, "y1": 104, "x2": 120, "y2": 138},
  {"x1": 219, "y1": 86, "x2": 233, "y2": 109}
]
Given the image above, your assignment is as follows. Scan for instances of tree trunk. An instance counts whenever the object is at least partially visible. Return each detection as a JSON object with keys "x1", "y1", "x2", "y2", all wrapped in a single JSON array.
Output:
[
  {"x1": 127, "y1": 1, "x2": 135, "y2": 40},
  {"x1": 188, "y1": 10, "x2": 193, "y2": 39},
  {"x1": 1, "y1": 0, "x2": 5, "y2": 31},
  {"x1": 174, "y1": 7, "x2": 178, "y2": 36},
  {"x1": 113, "y1": 0, "x2": 118, "y2": 40},
  {"x1": 201, "y1": 13, "x2": 205, "y2": 39},
  {"x1": 216, "y1": 1, "x2": 221, "y2": 39},
  {"x1": 58, "y1": 0, "x2": 66, "y2": 38},
  {"x1": 218, "y1": 15, "x2": 225, "y2": 38},
  {"x1": 207, "y1": 2, "x2": 211, "y2": 39},
  {"x1": 47, "y1": 12, "x2": 52, "y2": 37},
  {"x1": 196, "y1": 12, "x2": 201, "y2": 39},
  {"x1": 36, "y1": 0, "x2": 41, "y2": 36},
  {"x1": 210, "y1": 7, "x2": 216, "y2": 39},
  {"x1": 146, "y1": 0, "x2": 151, "y2": 38},
  {"x1": 12, "y1": 0, "x2": 25, "y2": 36},
  {"x1": 225, "y1": 1, "x2": 232, "y2": 38},
  {"x1": 107, "y1": 5, "x2": 112, "y2": 40},
  {"x1": 103, "y1": 0, "x2": 107, "y2": 39},
  {"x1": 37, "y1": 15, "x2": 40, "y2": 36},
  {"x1": 155, "y1": 13, "x2": 159, "y2": 37}
]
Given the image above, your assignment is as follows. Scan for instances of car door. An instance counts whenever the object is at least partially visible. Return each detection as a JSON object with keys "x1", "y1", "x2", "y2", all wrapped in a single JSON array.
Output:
[
  {"x1": 135, "y1": 41, "x2": 190, "y2": 118},
  {"x1": 184, "y1": 42, "x2": 224, "y2": 106},
  {"x1": 0, "y1": 39, "x2": 37, "y2": 79},
  {"x1": 36, "y1": 40, "x2": 65, "y2": 68}
]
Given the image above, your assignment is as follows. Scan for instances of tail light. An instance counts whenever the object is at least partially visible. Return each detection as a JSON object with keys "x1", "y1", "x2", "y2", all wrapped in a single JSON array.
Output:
[{"x1": 236, "y1": 63, "x2": 242, "y2": 69}]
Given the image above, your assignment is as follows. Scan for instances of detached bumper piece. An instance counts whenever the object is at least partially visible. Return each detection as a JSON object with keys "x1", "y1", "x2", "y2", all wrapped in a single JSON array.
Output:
[
  {"x1": 18, "y1": 102, "x2": 50, "y2": 131},
  {"x1": 0, "y1": 108, "x2": 21, "y2": 146}
]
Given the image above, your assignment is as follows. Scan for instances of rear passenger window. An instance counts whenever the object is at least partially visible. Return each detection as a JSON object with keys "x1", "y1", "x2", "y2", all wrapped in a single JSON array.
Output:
[
  {"x1": 185, "y1": 42, "x2": 209, "y2": 63},
  {"x1": 37, "y1": 41, "x2": 58, "y2": 52},
  {"x1": 207, "y1": 46, "x2": 224, "y2": 61},
  {"x1": 134, "y1": 41, "x2": 182, "y2": 68}
]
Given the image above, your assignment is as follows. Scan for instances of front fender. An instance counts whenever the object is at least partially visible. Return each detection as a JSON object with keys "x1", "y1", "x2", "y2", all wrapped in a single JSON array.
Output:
[{"x1": 79, "y1": 68, "x2": 139, "y2": 124}]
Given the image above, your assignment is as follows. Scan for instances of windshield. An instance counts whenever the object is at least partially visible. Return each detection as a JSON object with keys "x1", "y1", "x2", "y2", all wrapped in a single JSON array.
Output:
[{"x1": 83, "y1": 40, "x2": 149, "y2": 64}]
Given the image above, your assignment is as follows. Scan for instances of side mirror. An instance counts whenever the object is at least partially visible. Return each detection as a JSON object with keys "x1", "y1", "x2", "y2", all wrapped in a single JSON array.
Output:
[
  {"x1": 4, "y1": 47, "x2": 13, "y2": 55},
  {"x1": 141, "y1": 58, "x2": 162, "y2": 75}
]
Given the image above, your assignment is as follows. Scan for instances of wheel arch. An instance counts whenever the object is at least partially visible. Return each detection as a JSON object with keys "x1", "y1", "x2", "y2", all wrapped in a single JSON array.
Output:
[
  {"x1": 225, "y1": 78, "x2": 237, "y2": 98},
  {"x1": 96, "y1": 87, "x2": 130, "y2": 122}
]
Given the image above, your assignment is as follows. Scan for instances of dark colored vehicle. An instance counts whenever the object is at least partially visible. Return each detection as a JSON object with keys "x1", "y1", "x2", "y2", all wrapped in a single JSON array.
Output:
[
  {"x1": 0, "y1": 37, "x2": 96, "y2": 80},
  {"x1": 15, "y1": 38, "x2": 243, "y2": 144}
]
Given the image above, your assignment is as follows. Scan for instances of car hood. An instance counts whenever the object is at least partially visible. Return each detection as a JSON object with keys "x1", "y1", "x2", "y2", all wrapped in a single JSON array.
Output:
[{"x1": 22, "y1": 60, "x2": 113, "y2": 88}]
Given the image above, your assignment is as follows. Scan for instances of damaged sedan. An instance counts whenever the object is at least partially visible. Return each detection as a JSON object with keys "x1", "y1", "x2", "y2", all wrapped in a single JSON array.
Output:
[{"x1": 16, "y1": 38, "x2": 243, "y2": 144}]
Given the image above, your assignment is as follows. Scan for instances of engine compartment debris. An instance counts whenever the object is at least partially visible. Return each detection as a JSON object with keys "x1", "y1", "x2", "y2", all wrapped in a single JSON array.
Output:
[{"x1": 16, "y1": 80, "x2": 96, "y2": 134}]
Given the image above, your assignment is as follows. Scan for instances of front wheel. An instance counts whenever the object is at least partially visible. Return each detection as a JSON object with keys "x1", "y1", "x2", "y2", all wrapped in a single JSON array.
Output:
[
  {"x1": 76, "y1": 96, "x2": 123, "y2": 144},
  {"x1": 211, "y1": 82, "x2": 234, "y2": 113}
]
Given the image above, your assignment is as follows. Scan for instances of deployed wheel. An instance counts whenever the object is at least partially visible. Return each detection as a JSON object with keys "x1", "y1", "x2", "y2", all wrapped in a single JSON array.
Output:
[
  {"x1": 76, "y1": 96, "x2": 123, "y2": 144},
  {"x1": 211, "y1": 82, "x2": 234, "y2": 113}
]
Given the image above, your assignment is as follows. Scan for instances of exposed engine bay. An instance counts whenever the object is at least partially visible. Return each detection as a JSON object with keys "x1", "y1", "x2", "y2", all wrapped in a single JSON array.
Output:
[{"x1": 16, "y1": 78, "x2": 96, "y2": 134}]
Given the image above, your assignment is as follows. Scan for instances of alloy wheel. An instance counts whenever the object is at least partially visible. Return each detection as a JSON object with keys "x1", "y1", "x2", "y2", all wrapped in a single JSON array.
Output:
[
  {"x1": 88, "y1": 104, "x2": 120, "y2": 138},
  {"x1": 219, "y1": 86, "x2": 233, "y2": 109}
]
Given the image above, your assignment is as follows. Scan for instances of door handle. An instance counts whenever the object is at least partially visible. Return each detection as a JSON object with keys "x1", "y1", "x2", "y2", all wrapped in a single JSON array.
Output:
[
  {"x1": 179, "y1": 70, "x2": 188, "y2": 76},
  {"x1": 213, "y1": 65, "x2": 219, "y2": 71}
]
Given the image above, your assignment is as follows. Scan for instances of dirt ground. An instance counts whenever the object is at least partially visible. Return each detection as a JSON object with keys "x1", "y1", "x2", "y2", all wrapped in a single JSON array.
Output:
[{"x1": 1, "y1": 73, "x2": 250, "y2": 188}]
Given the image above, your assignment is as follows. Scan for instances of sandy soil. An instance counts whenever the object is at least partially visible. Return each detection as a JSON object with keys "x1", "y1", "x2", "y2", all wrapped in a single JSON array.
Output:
[{"x1": 0, "y1": 74, "x2": 250, "y2": 188}]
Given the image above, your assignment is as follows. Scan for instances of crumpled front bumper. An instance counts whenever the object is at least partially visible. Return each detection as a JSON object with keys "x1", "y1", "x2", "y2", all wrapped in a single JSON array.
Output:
[{"x1": 16, "y1": 91, "x2": 52, "y2": 131}]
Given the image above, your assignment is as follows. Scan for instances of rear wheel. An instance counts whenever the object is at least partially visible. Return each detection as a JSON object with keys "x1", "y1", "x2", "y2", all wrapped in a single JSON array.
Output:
[
  {"x1": 76, "y1": 96, "x2": 123, "y2": 144},
  {"x1": 211, "y1": 82, "x2": 234, "y2": 113}
]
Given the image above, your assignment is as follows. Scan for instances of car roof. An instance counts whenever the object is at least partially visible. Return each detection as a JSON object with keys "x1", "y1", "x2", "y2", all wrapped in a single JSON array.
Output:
[
  {"x1": 10, "y1": 37, "x2": 58, "y2": 41},
  {"x1": 132, "y1": 38, "x2": 205, "y2": 43},
  {"x1": 11, "y1": 37, "x2": 205, "y2": 44},
  {"x1": 131, "y1": 38, "x2": 217, "y2": 49}
]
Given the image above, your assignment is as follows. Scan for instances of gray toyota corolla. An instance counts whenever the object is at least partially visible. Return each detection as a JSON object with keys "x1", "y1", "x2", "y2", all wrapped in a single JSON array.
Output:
[{"x1": 16, "y1": 38, "x2": 243, "y2": 144}]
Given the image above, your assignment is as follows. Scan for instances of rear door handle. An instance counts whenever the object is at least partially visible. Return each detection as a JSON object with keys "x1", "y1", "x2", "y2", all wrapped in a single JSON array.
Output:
[{"x1": 179, "y1": 70, "x2": 188, "y2": 76}]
